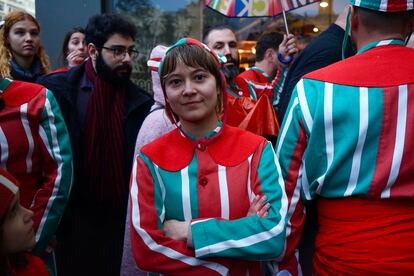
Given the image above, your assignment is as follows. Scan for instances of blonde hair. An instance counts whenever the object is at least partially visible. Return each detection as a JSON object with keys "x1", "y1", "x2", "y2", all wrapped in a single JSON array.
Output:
[{"x1": 0, "y1": 10, "x2": 50, "y2": 78}]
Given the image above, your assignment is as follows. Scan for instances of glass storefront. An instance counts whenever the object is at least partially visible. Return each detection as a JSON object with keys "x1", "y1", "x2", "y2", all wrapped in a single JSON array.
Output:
[{"x1": 114, "y1": 0, "x2": 347, "y2": 91}]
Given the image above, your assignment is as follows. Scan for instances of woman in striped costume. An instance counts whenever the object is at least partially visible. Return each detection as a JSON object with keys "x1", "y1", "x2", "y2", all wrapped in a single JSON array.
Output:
[
  {"x1": 130, "y1": 38, "x2": 288, "y2": 275},
  {"x1": 0, "y1": 77, "x2": 73, "y2": 274}
]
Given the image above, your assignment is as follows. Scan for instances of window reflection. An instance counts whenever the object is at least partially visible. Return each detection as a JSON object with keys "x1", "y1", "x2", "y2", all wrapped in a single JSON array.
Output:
[{"x1": 115, "y1": 0, "x2": 347, "y2": 90}]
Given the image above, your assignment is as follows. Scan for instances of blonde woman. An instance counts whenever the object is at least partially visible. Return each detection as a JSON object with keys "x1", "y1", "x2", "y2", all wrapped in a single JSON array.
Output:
[{"x1": 0, "y1": 10, "x2": 50, "y2": 82}]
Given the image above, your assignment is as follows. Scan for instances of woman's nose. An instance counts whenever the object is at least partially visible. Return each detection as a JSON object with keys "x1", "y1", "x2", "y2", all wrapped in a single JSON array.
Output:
[
  {"x1": 183, "y1": 80, "x2": 196, "y2": 95},
  {"x1": 24, "y1": 33, "x2": 33, "y2": 41}
]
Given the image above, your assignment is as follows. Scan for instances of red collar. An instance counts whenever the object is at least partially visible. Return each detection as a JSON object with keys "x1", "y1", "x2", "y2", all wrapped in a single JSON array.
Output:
[
  {"x1": 141, "y1": 125, "x2": 265, "y2": 170},
  {"x1": 305, "y1": 45, "x2": 414, "y2": 87}
]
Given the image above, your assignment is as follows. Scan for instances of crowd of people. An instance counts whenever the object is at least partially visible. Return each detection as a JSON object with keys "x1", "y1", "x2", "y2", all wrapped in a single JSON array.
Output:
[{"x1": 0, "y1": 0, "x2": 413, "y2": 275}]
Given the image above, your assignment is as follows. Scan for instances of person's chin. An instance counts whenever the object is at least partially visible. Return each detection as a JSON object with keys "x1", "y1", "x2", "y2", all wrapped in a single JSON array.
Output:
[{"x1": 25, "y1": 234, "x2": 36, "y2": 251}]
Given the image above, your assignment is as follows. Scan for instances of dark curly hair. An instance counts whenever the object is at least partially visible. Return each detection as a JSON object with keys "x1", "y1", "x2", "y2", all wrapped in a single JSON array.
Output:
[{"x1": 85, "y1": 13, "x2": 137, "y2": 49}]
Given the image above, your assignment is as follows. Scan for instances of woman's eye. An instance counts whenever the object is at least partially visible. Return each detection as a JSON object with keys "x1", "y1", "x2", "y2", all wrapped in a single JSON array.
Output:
[
  {"x1": 168, "y1": 79, "x2": 181, "y2": 87},
  {"x1": 194, "y1": 74, "x2": 206, "y2": 81}
]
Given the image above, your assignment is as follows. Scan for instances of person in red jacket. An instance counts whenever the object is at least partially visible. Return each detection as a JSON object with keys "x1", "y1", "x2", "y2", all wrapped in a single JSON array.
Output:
[{"x1": 0, "y1": 168, "x2": 49, "y2": 276}]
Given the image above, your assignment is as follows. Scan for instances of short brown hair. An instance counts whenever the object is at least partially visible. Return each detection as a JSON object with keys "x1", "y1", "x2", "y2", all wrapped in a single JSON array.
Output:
[{"x1": 160, "y1": 43, "x2": 224, "y2": 123}]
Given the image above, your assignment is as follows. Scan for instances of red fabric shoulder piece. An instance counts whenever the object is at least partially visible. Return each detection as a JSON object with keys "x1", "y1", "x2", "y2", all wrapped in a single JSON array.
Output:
[
  {"x1": 2, "y1": 80, "x2": 45, "y2": 107},
  {"x1": 140, "y1": 129, "x2": 195, "y2": 171},
  {"x1": 208, "y1": 126, "x2": 266, "y2": 167},
  {"x1": 141, "y1": 126, "x2": 266, "y2": 170},
  {"x1": 305, "y1": 46, "x2": 414, "y2": 87}
]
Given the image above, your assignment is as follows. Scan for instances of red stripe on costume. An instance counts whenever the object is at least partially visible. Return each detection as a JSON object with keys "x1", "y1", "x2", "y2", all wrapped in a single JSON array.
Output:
[
  {"x1": 278, "y1": 120, "x2": 307, "y2": 275},
  {"x1": 149, "y1": 57, "x2": 162, "y2": 62},
  {"x1": 389, "y1": 84, "x2": 414, "y2": 197},
  {"x1": 368, "y1": 86, "x2": 398, "y2": 197},
  {"x1": 196, "y1": 150, "x2": 221, "y2": 218},
  {"x1": 1, "y1": 107, "x2": 28, "y2": 180},
  {"x1": 387, "y1": 0, "x2": 409, "y2": 11},
  {"x1": 248, "y1": 140, "x2": 262, "y2": 195},
  {"x1": 225, "y1": 160, "x2": 250, "y2": 220},
  {"x1": 284, "y1": 120, "x2": 307, "y2": 203}
]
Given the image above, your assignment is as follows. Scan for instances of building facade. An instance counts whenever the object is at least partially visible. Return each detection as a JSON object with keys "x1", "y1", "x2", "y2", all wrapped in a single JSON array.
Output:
[{"x1": 0, "y1": 0, "x2": 35, "y2": 18}]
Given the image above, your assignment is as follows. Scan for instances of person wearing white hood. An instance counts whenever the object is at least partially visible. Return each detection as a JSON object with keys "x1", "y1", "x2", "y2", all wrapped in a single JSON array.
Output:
[{"x1": 120, "y1": 44, "x2": 175, "y2": 276}]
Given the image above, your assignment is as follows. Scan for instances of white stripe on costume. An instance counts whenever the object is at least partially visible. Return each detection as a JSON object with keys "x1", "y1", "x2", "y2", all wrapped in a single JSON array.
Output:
[
  {"x1": 315, "y1": 82, "x2": 334, "y2": 194},
  {"x1": 0, "y1": 127, "x2": 8, "y2": 169},
  {"x1": 218, "y1": 165, "x2": 229, "y2": 219},
  {"x1": 130, "y1": 160, "x2": 229, "y2": 275},
  {"x1": 0, "y1": 175, "x2": 18, "y2": 193},
  {"x1": 147, "y1": 60, "x2": 160, "y2": 68},
  {"x1": 380, "y1": 0, "x2": 388, "y2": 11},
  {"x1": 36, "y1": 96, "x2": 63, "y2": 243},
  {"x1": 381, "y1": 85, "x2": 407, "y2": 198},
  {"x1": 408, "y1": 0, "x2": 414, "y2": 10},
  {"x1": 181, "y1": 166, "x2": 192, "y2": 221},
  {"x1": 20, "y1": 104, "x2": 34, "y2": 173},
  {"x1": 247, "y1": 154, "x2": 254, "y2": 202},
  {"x1": 345, "y1": 87, "x2": 369, "y2": 196},
  {"x1": 297, "y1": 79, "x2": 313, "y2": 132},
  {"x1": 153, "y1": 164, "x2": 166, "y2": 222},
  {"x1": 377, "y1": 39, "x2": 393, "y2": 46}
]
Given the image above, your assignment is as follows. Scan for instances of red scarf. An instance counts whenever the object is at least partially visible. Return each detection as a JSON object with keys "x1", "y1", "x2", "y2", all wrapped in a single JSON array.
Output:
[{"x1": 84, "y1": 59, "x2": 125, "y2": 206}]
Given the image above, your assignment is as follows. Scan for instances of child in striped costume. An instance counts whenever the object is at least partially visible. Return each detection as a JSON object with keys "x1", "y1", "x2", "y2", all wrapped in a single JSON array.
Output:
[
  {"x1": 0, "y1": 78, "x2": 73, "y2": 275},
  {"x1": 0, "y1": 169, "x2": 49, "y2": 276},
  {"x1": 130, "y1": 38, "x2": 288, "y2": 275}
]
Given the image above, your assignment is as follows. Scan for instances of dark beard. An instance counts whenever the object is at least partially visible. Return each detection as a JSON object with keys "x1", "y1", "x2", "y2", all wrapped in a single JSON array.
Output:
[
  {"x1": 222, "y1": 64, "x2": 239, "y2": 81},
  {"x1": 95, "y1": 53, "x2": 132, "y2": 86}
]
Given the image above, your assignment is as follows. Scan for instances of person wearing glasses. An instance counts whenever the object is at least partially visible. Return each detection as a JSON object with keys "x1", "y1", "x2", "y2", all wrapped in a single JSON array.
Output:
[{"x1": 37, "y1": 14, "x2": 153, "y2": 275}]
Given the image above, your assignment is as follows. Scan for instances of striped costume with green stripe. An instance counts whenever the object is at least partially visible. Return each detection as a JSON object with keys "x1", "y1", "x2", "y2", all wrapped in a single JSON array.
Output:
[
  {"x1": 0, "y1": 79, "x2": 73, "y2": 273},
  {"x1": 275, "y1": 40, "x2": 414, "y2": 275},
  {"x1": 237, "y1": 66, "x2": 288, "y2": 106},
  {"x1": 130, "y1": 124, "x2": 288, "y2": 275}
]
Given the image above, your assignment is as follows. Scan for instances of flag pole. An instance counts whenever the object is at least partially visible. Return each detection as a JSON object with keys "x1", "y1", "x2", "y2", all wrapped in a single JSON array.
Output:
[{"x1": 280, "y1": 0, "x2": 290, "y2": 34}]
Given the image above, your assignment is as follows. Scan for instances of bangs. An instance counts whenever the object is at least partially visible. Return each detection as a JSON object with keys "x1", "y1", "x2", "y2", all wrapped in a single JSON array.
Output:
[{"x1": 161, "y1": 44, "x2": 220, "y2": 83}]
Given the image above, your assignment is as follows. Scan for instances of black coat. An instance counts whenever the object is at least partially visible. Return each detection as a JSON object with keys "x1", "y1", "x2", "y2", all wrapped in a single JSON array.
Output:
[{"x1": 37, "y1": 63, "x2": 153, "y2": 276}]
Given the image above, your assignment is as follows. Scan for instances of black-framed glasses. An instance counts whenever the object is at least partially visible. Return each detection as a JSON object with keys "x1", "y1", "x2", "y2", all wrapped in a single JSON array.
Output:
[{"x1": 101, "y1": 46, "x2": 139, "y2": 60}]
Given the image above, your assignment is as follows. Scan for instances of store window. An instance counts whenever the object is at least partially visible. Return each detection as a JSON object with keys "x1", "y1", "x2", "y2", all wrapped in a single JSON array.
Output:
[{"x1": 115, "y1": 0, "x2": 347, "y2": 90}]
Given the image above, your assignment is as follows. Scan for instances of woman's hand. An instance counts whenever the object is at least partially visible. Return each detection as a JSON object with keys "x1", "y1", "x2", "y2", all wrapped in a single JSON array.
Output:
[
  {"x1": 247, "y1": 195, "x2": 270, "y2": 218},
  {"x1": 66, "y1": 49, "x2": 86, "y2": 67},
  {"x1": 163, "y1": 219, "x2": 190, "y2": 241}
]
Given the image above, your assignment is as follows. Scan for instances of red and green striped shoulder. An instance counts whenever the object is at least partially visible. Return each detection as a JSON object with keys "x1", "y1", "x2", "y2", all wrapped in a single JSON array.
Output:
[{"x1": 1, "y1": 79, "x2": 45, "y2": 107}]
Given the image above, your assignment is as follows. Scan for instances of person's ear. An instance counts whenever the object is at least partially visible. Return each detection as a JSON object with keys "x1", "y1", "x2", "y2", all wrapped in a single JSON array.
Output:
[
  {"x1": 88, "y1": 43, "x2": 98, "y2": 62},
  {"x1": 265, "y1": 48, "x2": 274, "y2": 61}
]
